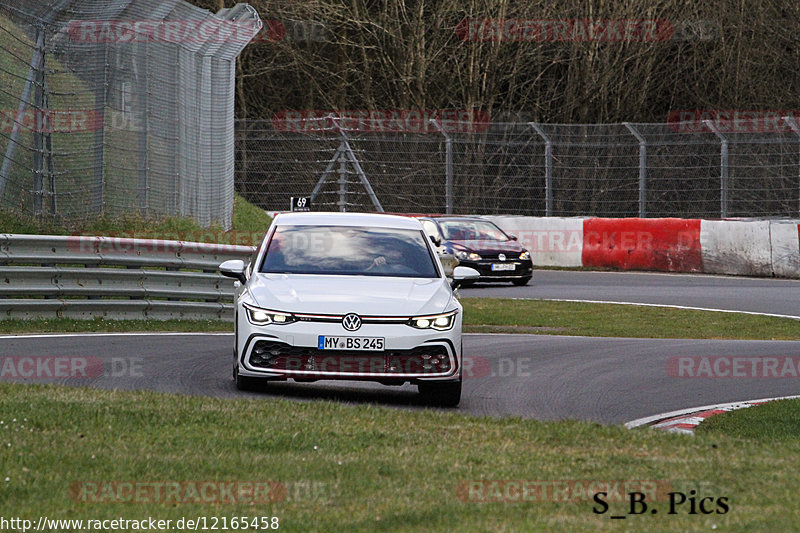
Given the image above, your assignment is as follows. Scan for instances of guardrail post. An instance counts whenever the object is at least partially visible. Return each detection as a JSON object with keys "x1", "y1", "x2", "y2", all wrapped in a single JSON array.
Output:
[
  {"x1": 529, "y1": 123, "x2": 553, "y2": 216},
  {"x1": 623, "y1": 122, "x2": 647, "y2": 217},
  {"x1": 429, "y1": 119, "x2": 454, "y2": 214},
  {"x1": 704, "y1": 119, "x2": 729, "y2": 218},
  {"x1": 783, "y1": 116, "x2": 800, "y2": 217}
]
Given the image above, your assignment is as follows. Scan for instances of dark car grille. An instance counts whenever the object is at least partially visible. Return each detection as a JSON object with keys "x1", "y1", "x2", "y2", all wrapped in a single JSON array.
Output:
[{"x1": 248, "y1": 341, "x2": 453, "y2": 376}]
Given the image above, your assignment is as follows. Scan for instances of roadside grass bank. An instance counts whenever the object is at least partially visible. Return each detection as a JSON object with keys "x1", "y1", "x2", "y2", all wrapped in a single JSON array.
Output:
[
  {"x1": 2, "y1": 300, "x2": 799, "y2": 340},
  {"x1": 0, "y1": 193, "x2": 271, "y2": 245},
  {"x1": 695, "y1": 399, "x2": 800, "y2": 440},
  {"x1": 0, "y1": 384, "x2": 797, "y2": 532}
]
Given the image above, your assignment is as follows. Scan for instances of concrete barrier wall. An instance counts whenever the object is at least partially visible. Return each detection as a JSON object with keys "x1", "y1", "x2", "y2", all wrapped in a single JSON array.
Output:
[
  {"x1": 700, "y1": 220, "x2": 772, "y2": 276},
  {"x1": 485, "y1": 216, "x2": 800, "y2": 278},
  {"x1": 770, "y1": 222, "x2": 800, "y2": 278}
]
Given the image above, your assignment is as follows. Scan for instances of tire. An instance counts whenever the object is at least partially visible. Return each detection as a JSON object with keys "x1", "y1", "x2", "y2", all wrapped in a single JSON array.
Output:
[
  {"x1": 512, "y1": 276, "x2": 531, "y2": 286},
  {"x1": 419, "y1": 378, "x2": 462, "y2": 407},
  {"x1": 233, "y1": 364, "x2": 261, "y2": 391}
]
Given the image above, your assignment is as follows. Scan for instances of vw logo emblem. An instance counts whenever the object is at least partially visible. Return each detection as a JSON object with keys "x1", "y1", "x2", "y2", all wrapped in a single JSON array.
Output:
[
  {"x1": 498, "y1": 253, "x2": 506, "y2": 261},
  {"x1": 342, "y1": 313, "x2": 362, "y2": 331}
]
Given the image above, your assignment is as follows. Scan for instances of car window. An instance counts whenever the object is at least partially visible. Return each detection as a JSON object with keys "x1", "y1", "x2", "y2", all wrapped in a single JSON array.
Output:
[
  {"x1": 260, "y1": 225, "x2": 440, "y2": 278},
  {"x1": 439, "y1": 220, "x2": 510, "y2": 241}
]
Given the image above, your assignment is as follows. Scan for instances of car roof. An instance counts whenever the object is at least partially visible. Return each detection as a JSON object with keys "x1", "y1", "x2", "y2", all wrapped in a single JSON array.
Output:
[
  {"x1": 273, "y1": 211, "x2": 423, "y2": 230},
  {"x1": 425, "y1": 216, "x2": 493, "y2": 223}
]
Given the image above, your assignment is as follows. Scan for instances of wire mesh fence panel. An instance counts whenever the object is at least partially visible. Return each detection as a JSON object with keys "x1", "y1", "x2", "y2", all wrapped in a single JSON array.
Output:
[
  {"x1": 0, "y1": 0, "x2": 260, "y2": 228},
  {"x1": 237, "y1": 119, "x2": 800, "y2": 219}
]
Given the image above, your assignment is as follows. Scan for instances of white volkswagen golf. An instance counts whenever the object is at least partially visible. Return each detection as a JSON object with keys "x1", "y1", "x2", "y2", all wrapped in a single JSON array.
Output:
[{"x1": 219, "y1": 212, "x2": 479, "y2": 406}]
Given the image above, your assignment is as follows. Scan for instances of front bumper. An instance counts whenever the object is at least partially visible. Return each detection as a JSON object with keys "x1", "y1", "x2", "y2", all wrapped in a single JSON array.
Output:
[
  {"x1": 458, "y1": 259, "x2": 533, "y2": 280},
  {"x1": 236, "y1": 315, "x2": 462, "y2": 383}
]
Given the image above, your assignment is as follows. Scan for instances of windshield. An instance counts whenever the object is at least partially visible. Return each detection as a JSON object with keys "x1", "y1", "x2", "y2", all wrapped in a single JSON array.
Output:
[
  {"x1": 260, "y1": 225, "x2": 440, "y2": 278},
  {"x1": 438, "y1": 220, "x2": 510, "y2": 241}
]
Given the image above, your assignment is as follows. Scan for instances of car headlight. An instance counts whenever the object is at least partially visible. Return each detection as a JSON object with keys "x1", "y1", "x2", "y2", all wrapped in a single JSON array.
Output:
[
  {"x1": 408, "y1": 310, "x2": 458, "y2": 331},
  {"x1": 519, "y1": 251, "x2": 531, "y2": 260},
  {"x1": 244, "y1": 304, "x2": 296, "y2": 326},
  {"x1": 455, "y1": 250, "x2": 481, "y2": 261}
]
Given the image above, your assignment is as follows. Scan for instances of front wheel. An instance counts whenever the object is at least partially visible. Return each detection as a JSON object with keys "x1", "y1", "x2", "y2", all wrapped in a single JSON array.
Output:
[
  {"x1": 419, "y1": 378, "x2": 462, "y2": 407},
  {"x1": 233, "y1": 365, "x2": 261, "y2": 391},
  {"x1": 512, "y1": 276, "x2": 531, "y2": 286}
]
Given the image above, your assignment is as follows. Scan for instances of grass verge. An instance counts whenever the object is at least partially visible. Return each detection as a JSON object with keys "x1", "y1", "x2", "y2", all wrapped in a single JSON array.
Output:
[
  {"x1": 696, "y1": 399, "x2": 800, "y2": 441},
  {"x1": 461, "y1": 299, "x2": 800, "y2": 339},
  {"x1": 2, "y1": 299, "x2": 800, "y2": 340},
  {"x1": 0, "y1": 193, "x2": 271, "y2": 246},
  {"x1": 0, "y1": 384, "x2": 797, "y2": 532}
]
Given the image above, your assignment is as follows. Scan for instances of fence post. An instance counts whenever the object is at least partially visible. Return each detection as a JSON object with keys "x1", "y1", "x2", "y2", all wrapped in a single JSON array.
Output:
[
  {"x1": 783, "y1": 116, "x2": 800, "y2": 217},
  {"x1": 623, "y1": 122, "x2": 647, "y2": 217},
  {"x1": 32, "y1": 27, "x2": 47, "y2": 219},
  {"x1": 704, "y1": 119, "x2": 729, "y2": 218},
  {"x1": 529, "y1": 122, "x2": 553, "y2": 216},
  {"x1": 0, "y1": 27, "x2": 46, "y2": 201},
  {"x1": 429, "y1": 119, "x2": 453, "y2": 214}
]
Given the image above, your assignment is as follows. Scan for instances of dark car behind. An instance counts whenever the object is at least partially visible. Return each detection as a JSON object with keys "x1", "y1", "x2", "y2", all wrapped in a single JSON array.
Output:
[{"x1": 418, "y1": 217, "x2": 533, "y2": 286}]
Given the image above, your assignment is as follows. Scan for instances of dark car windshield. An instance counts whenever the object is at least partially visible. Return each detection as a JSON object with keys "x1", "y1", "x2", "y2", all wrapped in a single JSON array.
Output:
[
  {"x1": 260, "y1": 225, "x2": 440, "y2": 278},
  {"x1": 438, "y1": 220, "x2": 510, "y2": 242}
]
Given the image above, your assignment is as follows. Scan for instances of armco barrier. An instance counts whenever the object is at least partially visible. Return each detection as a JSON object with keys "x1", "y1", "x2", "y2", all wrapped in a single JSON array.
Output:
[{"x1": 0, "y1": 235, "x2": 254, "y2": 321}]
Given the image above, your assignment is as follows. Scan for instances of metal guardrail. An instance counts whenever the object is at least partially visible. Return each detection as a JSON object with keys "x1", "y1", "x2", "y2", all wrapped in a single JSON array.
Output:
[{"x1": 0, "y1": 234, "x2": 254, "y2": 321}]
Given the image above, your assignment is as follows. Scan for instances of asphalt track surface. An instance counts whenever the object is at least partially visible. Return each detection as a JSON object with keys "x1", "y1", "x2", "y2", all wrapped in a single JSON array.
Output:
[{"x1": 2, "y1": 271, "x2": 799, "y2": 424}]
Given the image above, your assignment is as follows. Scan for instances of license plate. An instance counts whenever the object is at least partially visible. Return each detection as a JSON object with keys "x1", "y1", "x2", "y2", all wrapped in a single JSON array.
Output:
[
  {"x1": 491, "y1": 263, "x2": 516, "y2": 271},
  {"x1": 318, "y1": 336, "x2": 385, "y2": 351}
]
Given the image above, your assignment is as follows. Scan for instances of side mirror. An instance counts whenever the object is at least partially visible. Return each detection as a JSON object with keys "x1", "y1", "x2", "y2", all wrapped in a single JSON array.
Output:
[
  {"x1": 508, "y1": 234, "x2": 518, "y2": 241},
  {"x1": 451, "y1": 266, "x2": 480, "y2": 289},
  {"x1": 429, "y1": 234, "x2": 442, "y2": 247},
  {"x1": 219, "y1": 259, "x2": 247, "y2": 284}
]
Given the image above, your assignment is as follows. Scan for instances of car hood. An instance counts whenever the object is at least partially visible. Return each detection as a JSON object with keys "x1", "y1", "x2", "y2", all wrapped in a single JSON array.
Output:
[
  {"x1": 450, "y1": 239, "x2": 523, "y2": 254},
  {"x1": 246, "y1": 274, "x2": 454, "y2": 316}
]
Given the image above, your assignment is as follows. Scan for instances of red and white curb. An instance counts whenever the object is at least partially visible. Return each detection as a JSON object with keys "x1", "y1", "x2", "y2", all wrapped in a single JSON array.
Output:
[{"x1": 625, "y1": 395, "x2": 800, "y2": 435}]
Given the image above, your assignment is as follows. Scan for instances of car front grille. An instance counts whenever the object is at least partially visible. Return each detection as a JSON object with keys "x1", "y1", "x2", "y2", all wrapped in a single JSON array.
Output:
[{"x1": 248, "y1": 340, "x2": 453, "y2": 376}]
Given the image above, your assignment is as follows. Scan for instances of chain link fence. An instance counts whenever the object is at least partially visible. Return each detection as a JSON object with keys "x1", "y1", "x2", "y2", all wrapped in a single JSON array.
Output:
[
  {"x1": 237, "y1": 117, "x2": 800, "y2": 219},
  {"x1": 0, "y1": 0, "x2": 260, "y2": 228}
]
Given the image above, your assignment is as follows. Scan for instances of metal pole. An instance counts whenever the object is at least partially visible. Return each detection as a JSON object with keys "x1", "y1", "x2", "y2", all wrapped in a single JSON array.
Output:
[
  {"x1": 529, "y1": 122, "x2": 553, "y2": 216},
  {"x1": 92, "y1": 46, "x2": 108, "y2": 215},
  {"x1": 0, "y1": 27, "x2": 46, "y2": 199},
  {"x1": 623, "y1": 122, "x2": 647, "y2": 217},
  {"x1": 704, "y1": 119, "x2": 728, "y2": 218},
  {"x1": 783, "y1": 116, "x2": 800, "y2": 217},
  {"x1": 337, "y1": 149, "x2": 347, "y2": 212},
  {"x1": 32, "y1": 40, "x2": 44, "y2": 218},
  {"x1": 136, "y1": 41, "x2": 149, "y2": 216},
  {"x1": 429, "y1": 119, "x2": 453, "y2": 214}
]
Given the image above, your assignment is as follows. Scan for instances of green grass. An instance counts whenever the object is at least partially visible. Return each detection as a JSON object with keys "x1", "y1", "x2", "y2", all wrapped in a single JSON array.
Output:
[
  {"x1": 3, "y1": 299, "x2": 800, "y2": 340},
  {"x1": 461, "y1": 299, "x2": 800, "y2": 339},
  {"x1": 0, "y1": 384, "x2": 797, "y2": 531},
  {"x1": 696, "y1": 399, "x2": 800, "y2": 441},
  {"x1": 0, "y1": 193, "x2": 271, "y2": 246}
]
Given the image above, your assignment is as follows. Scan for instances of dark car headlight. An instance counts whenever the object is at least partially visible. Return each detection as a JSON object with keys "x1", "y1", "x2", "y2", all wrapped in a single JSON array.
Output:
[
  {"x1": 519, "y1": 251, "x2": 531, "y2": 260},
  {"x1": 455, "y1": 250, "x2": 481, "y2": 261},
  {"x1": 244, "y1": 303, "x2": 297, "y2": 326},
  {"x1": 408, "y1": 310, "x2": 458, "y2": 331}
]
